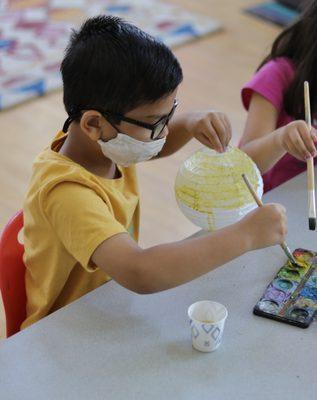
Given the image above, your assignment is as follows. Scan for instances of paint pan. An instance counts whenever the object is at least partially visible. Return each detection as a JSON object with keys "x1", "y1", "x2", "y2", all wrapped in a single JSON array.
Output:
[{"x1": 254, "y1": 248, "x2": 317, "y2": 328}]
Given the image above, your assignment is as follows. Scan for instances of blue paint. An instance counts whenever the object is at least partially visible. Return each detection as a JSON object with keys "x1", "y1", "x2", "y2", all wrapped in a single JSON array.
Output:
[{"x1": 300, "y1": 286, "x2": 317, "y2": 301}]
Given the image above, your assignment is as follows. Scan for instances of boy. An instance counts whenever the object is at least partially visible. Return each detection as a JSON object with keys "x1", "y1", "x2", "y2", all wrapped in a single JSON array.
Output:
[{"x1": 22, "y1": 16, "x2": 287, "y2": 328}]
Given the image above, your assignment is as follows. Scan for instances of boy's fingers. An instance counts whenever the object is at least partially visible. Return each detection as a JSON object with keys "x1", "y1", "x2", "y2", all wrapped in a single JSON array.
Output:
[
  {"x1": 198, "y1": 123, "x2": 223, "y2": 152},
  {"x1": 220, "y1": 114, "x2": 232, "y2": 145},
  {"x1": 204, "y1": 128, "x2": 224, "y2": 152},
  {"x1": 196, "y1": 132, "x2": 216, "y2": 150},
  {"x1": 207, "y1": 117, "x2": 227, "y2": 150}
]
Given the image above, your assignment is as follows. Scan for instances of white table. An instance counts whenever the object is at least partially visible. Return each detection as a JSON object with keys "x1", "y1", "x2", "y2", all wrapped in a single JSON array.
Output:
[{"x1": 1, "y1": 171, "x2": 317, "y2": 400}]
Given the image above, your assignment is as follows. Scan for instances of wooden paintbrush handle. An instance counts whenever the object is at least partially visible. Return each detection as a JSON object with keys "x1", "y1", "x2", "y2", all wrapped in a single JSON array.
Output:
[
  {"x1": 304, "y1": 81, "x2": 312, "y2": 128},
  {"x1": 242, "y1": 174, "x2": 263, "y2": 207},
  {"x1": 307, "y1": 157, "x2": 315, "y2": 191},
  {"x1": 304, "y1": 81, "x2": 316, "y2": 226},
  {"x1": 307, "y1": 158, "x2": 316, "y2": 220}
]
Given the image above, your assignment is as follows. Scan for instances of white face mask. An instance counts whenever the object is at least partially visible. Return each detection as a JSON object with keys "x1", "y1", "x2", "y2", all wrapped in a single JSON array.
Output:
[{"x1": 98, "y1": 133, "x2": 166, "y2": 167}]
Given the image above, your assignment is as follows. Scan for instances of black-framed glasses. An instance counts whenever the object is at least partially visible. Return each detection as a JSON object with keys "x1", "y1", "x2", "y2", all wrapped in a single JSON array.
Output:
[
  {"x1": 102, "y1": 99, "x2": 178, "y2": 140},
  {"x1": 62, "y1": 100, "x2": 178, "y2": 139}
]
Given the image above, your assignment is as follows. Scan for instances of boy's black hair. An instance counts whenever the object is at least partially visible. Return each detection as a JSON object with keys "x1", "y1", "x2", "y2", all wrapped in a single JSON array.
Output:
[
  {"x1": 258, "y1": 0, "x2": 317, "y2": 119},
  {"x1": 61, "y1": 15, "x2": 183, "y2": 129}
]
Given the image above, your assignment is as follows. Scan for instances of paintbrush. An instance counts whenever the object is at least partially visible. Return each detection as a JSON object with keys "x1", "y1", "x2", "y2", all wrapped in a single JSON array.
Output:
[
  {"x1": 242, "y1": 173, "x2": 298, "y2": 266},
  {"x1": 304, "y1": 81, "x2": 316, "y2": 231}
]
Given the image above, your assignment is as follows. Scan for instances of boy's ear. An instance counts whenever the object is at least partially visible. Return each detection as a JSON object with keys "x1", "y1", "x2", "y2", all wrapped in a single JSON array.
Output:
[
  {"x1": 80, "y1": 110, "x2": 103, "y2": 141},
  {"x1": 80, "y1": 110, "x2": 115, "y2": 141}
]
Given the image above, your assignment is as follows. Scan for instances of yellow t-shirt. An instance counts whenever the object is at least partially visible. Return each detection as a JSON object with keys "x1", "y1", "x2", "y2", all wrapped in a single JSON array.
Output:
[{"x1": 21, "y1": 131, "x2": 140, "y2": 329}]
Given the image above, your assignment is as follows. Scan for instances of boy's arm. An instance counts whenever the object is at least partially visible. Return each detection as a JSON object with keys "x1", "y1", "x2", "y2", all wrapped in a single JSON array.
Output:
[
  {"x1": 92, "y1": 204, "x2": 286, "y2": 294},
  {"x1": 157, "y1": 110, "x2": 232, "y2": 158}
]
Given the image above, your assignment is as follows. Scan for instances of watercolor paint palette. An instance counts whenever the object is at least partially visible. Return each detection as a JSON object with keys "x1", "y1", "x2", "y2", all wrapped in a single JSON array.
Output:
[{"x1": 254, "y1": 249, "x2": 317, "y2": 328}]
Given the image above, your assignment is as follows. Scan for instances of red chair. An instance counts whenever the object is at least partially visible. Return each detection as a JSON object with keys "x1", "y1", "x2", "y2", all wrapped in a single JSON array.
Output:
[{"x1": 0, "y1": 211, "x2": 26, "y2": 337}]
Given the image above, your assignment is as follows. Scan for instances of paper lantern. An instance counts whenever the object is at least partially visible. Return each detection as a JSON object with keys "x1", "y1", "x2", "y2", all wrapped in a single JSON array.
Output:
[{"x1": 175, "y1": 146, "x2": 263, "y2": 231}]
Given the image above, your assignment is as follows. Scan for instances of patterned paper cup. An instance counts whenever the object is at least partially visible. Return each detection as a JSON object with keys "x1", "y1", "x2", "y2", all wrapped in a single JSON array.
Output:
[{"x1": 188, "y1": 301, "x2": 228, "y2": 352}]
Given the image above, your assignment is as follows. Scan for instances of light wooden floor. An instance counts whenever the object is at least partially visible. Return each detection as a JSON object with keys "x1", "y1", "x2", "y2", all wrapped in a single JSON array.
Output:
[{"x1": 0, "y1": 0, "x2": 280, "y2": 338}]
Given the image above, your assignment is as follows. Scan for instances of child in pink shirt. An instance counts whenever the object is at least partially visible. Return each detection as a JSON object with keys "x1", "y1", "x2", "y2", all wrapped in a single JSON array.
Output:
[{"x1": 240, "y1": 2, "x2": 317, "y2": 192}]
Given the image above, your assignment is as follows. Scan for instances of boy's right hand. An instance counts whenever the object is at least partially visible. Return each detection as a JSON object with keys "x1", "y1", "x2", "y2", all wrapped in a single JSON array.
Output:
[
  {"x1": 239, "y1": 204, "x2": 287, "y2": 251},
  {"x1": 278, "y1": 120, "x2": 317, "y2": 161}
]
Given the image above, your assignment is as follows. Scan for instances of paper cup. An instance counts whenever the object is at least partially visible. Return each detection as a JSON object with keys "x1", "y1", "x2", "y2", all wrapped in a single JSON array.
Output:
[{"x1": 188, "y1": 300, "x2": 228, "y2": 352}]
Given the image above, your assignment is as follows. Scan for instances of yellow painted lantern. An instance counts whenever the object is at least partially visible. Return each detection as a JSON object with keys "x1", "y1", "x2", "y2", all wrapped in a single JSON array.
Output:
[{"x1": 175, "y1": 146, "x2": 263, "y2": 231}]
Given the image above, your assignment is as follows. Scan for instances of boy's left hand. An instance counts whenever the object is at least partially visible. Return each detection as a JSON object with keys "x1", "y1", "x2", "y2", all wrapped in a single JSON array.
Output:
[{"x1": 183, "y1": 110, "x2": 232, "y2": 152}]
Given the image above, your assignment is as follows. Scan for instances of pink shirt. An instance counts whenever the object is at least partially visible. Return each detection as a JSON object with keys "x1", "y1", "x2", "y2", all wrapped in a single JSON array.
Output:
[{"x1": 241, "y1": 57, "x2": 317, "y2": 192}]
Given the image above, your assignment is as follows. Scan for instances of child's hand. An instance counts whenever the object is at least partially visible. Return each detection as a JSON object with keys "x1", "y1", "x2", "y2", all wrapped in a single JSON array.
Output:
[
  {"x1": 184, "y1": 110, "x2": 232, "y2": 152},
  {"x1": 279, "y1": 120, "x2": 317, "y2": 161},
  {"x1": 239, "y1": 204, "x2": 287, "y2": 251}
]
